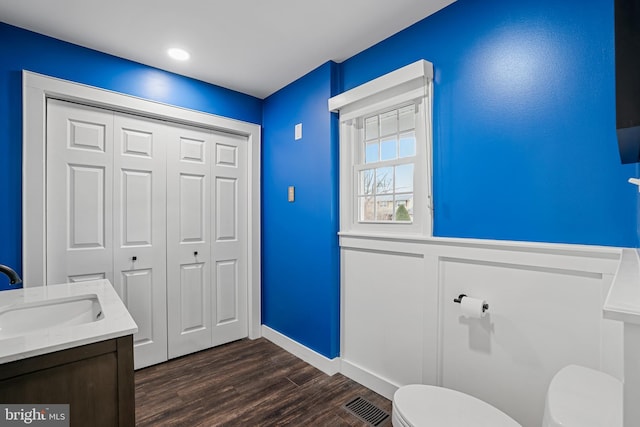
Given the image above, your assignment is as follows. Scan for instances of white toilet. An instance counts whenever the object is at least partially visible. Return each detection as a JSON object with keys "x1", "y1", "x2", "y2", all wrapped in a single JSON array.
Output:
[{"x1": 392, "y1": 365, "x2": 622, "y2": 427}]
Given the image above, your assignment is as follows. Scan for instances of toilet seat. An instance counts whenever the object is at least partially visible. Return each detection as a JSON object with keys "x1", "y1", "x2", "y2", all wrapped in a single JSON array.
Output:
[{"x1": 392, "y1": 384, "x2": 521, "y2": 427}]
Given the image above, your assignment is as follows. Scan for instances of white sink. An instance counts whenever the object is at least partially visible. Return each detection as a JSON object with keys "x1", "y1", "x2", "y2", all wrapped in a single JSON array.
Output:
[
  {"x1": 0, "y1": 294, "x2": 104, "y2": 339},
  {"x1": 0, "y1": 280, "x2": 136, "y2": 364}
]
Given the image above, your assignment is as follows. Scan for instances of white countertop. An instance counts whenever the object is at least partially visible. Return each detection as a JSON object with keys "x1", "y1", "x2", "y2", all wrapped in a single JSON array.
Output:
[
  {"x1": 0, "y1": 279, "x2": 137, "y2": 364},
  {"x1": 604, "y1": 248, "x2": 640, "y2": 325}
]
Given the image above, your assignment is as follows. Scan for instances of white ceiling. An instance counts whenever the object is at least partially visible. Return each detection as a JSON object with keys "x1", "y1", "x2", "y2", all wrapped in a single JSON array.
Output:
[{"x1": 0, "y1": 0, "x2": 455, "y2": 99}]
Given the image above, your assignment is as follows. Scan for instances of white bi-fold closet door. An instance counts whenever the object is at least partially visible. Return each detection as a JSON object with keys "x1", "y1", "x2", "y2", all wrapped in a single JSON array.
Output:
[{"x1": 46, "y1": 98, "x2": 248, "y2": 369}]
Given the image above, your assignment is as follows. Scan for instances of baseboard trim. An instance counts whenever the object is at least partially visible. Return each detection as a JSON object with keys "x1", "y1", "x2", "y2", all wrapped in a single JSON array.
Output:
[
  {"x1": 341, "y1": 359, "x2": 399, "y2": 400},
  {"x1": 261, "y1": 325, "x2": 341, "y2": 376}
]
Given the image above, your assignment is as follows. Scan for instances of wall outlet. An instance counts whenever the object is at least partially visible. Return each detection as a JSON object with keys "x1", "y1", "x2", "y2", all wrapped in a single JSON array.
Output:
[{"x1": 288, "y1": 186, "x2": 295, "y2": 202}]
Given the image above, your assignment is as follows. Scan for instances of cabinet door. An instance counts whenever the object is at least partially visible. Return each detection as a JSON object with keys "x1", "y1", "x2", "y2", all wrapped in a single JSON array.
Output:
[
  {"x1": 112, "y1": 113, "x2": 168, "y2": 369},
  {"x1": 46, "y1": 99, "x2": 114, "y2": 285},
  {"x1": 211, "y1": 131, "x2": 248, "y2": 346},
  {"x1": 166, "y1": 124, "x2": 213, "y2": 358}
]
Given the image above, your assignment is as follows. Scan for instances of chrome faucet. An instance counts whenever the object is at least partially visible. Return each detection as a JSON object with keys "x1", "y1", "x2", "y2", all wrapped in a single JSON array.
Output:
[{"x1": 0, "y1": 264, "x2": 22, "y2": 286}]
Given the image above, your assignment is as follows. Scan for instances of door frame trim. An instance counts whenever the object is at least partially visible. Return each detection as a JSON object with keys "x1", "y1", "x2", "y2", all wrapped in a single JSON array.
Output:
[{"x1": 22, "y1": 70, "x2": 262, "y2": 340}]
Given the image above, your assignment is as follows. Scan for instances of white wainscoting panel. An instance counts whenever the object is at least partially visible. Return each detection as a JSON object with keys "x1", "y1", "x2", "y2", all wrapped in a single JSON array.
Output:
[
  {"x1": 440, "y1": 258, "x2": 605, "y2": 427},
  {"x1": 341, "y1": 246, "x2": 433, "y2": 399},
  {"x1": 339, "y1": 234, "x2": 622, "y2": 426}
]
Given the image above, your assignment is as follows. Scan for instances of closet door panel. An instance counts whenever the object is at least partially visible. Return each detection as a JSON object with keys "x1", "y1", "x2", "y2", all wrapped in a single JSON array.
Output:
[
  {"x1": 46, "y1": 99, "x2": 114, "y2": 285},
  {"x1": 113, "y1": 113, "x2": 168, "y2": 369},
  {"x1": 121, "y1": 268, "x2": 154, "y2": 345},
  {"x1": 121, "y1": 170, "x2": 152, "y2": 245},
  {"x1": 179, "y1": 173, "x2": 206, "y2": 241},
  {"x1": 211, "y1": 131, "x2": 248, "y2": 346},
  {"x1": 215, "y1": 259, "x2": 238, "y2": 324},
  {"x1": 167, "y1": 125, "x2": 213, "y2": 358},
  {"x1": 179, "y1": 262, "x2": 207, "y2": 332}
]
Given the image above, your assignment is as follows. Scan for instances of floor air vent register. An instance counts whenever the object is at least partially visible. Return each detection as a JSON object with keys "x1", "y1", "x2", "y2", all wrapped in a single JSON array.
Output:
[{"x1": 343, "y1": 396, "x2": 390, "y2": 426}]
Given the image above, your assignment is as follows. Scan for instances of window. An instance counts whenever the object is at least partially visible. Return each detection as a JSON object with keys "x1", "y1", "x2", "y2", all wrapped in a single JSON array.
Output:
[
  {"x1": 358, "y1": 104, "x2": 416, "y2": 223},
  {"x1": 329, "y1": 60, "x2": 433, "y2": 236}
]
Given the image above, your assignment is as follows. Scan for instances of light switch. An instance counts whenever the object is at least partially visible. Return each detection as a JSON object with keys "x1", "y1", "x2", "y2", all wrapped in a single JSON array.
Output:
[
  {"x1": 295, "y1": 123, "x2": 302, "y2": 140},
  {"x1": 288, "y1": 186, "x2": 295, "y2": 202}
]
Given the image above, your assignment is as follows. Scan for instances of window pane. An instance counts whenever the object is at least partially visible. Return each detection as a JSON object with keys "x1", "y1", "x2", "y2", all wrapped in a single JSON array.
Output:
[
  {"x1": 380, "y1": 110, "x2": 397, "y2": 136},
  {"x1": 359, "y1": 196, "x2": 375, "y2": 221},
  {"x1": 365, "y1": 141, "x2": 379, "y2": 163},
  {"x1": 355, "y1": 102, "x2": 424, "y2": 225},
  {"x1": 399, "y1": 105, "x2": 415, "y2": 131},
  {"x1": 395, "y1": 164, "x2": 413, "y2": 193},
  {"x1": 395, "y1": 196, "x2": 413, "y2": 222},
  {"x1": 375, "y1": 195, "x2": 394, "y2": 221},
  {"x1": 375, "y1": 167, "x2": 393, "y2": 194},
  {"x1": 365, "y1": 116, "x2": 379, "y2": 140},
  {"x1": 399, "y1": 132, "x2": 416, "y2": 158},
  {"x1": 380, "y1": 137, "x2": 397, "y2": 161},
  {"x1": 359, "y1": 169, "x2": 374, "y2": 195}
]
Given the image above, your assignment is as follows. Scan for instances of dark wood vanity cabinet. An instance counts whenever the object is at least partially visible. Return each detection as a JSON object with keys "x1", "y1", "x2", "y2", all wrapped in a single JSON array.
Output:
[{"x1": 0, "y1": 335, "x2": 135, "y2": 426}]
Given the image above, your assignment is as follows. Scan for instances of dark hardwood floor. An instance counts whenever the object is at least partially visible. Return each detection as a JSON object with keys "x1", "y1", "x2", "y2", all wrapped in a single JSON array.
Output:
[{"x1": 135, "y1": 338, "x2": 392, "y2": 426}]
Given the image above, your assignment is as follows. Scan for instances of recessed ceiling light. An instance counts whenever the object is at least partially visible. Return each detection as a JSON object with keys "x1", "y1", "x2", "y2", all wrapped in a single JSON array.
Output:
[{"x1": 167, "y1": 48, "x2": 190, "y2": 61}]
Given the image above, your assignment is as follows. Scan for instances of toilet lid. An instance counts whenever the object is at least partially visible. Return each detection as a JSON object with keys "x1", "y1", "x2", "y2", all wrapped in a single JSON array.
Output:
[
  {"x1": 545, "y1": 365, "x2": 622, "y2": 427},
  {"x1": 393, "y1": 385, "x2": 521, "y2": 427}
]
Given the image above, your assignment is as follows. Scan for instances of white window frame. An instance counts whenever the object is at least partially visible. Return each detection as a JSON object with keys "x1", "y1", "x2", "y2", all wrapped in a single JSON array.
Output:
[{"x1": 329, "y1": 60, "x2": 434, "y2": 237}]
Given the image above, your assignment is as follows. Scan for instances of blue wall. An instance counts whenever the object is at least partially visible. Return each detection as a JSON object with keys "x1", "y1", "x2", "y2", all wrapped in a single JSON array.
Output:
[
  {"x1": 2, "y1": 0, "x2": 639, "y2": 359},
  {"x1": 0, "y1": 23, "x2": 262, "y2": 290},
  {"x1": 342, "y1": 0, "x2": 639, "y2": 247},
  {"x1": 261, "y1": 62, "x2": 341, "y2": 358},
  {"x1": 259, "y1": 0, "x2": 640, "y2": 358}
]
